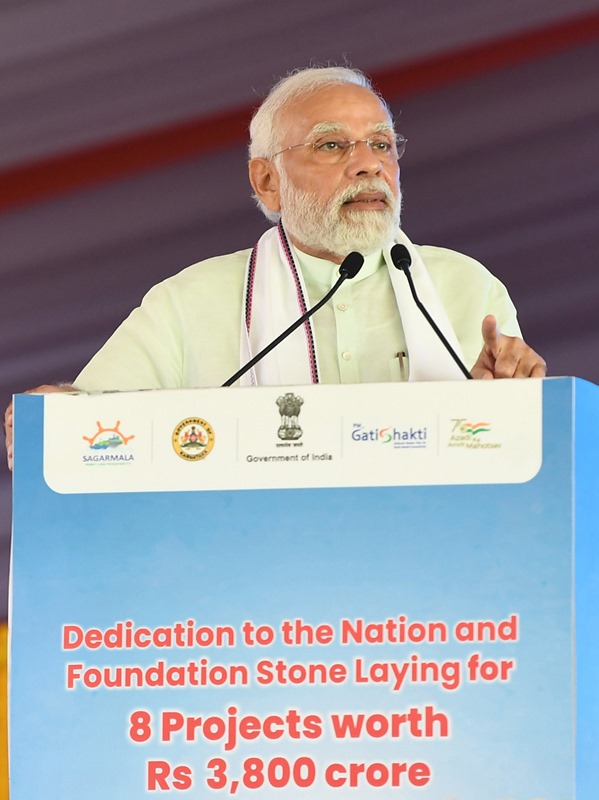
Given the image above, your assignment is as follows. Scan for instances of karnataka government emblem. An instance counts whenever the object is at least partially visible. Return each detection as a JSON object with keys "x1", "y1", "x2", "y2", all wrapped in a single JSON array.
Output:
[
  {"x1": 276, "y1": 393, "x2": 304, "y2": 441},
  {"x1": 172, "y1": 417, "x2": 215, "y2": 461}
]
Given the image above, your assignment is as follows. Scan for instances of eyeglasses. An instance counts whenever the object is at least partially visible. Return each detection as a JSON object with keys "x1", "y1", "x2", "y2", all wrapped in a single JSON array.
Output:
[{"x1": 271, "y1": 134, "x2": 407, "y2": 164}]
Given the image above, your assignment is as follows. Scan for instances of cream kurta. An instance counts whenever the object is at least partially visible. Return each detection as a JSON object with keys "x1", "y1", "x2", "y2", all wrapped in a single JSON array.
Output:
[{"x1": 75, "y1": 240, "x2": 521, "y2": 391}]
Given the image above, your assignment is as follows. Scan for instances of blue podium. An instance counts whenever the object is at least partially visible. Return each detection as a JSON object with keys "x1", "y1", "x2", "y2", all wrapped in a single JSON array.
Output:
[{"x1": 9, "y1": 377, "x2": 599, "y2": 799}]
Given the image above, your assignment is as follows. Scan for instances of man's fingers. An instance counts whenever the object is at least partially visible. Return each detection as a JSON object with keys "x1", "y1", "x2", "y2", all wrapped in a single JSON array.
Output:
[
  {"x1": 4, "y1": 401, "x2": 14, "y2": 471},
  {"x1": 481, "y1": 314, "x2": 500, "y2": 349},
  {"x1": 470, "y1": 363, "x2": 494, "y2": 380},
  {"x1": 493, "y1": 345, "x2": 547, "y2": 379},
  {"x1": 474, "y1": 316, "x2": 547, "y2": 380},
  {"x1": 3, "y1": 403, "x2": 13, "y2": 439},
  {"x1": 530, "y1": 362, "x2": 547, "y2": 378},
  {"x1": 4, "y1": 385, "x2": 77, "y2": 472},
  {"x1": 492, "y1": 350, "x2": 521, "y2": 379},
  {"x1": 513, "y1": 354, "x2": 547, "y2": 378},
  {"x1": 25, "y1": 384, "x2": 75, "y2": 395}
]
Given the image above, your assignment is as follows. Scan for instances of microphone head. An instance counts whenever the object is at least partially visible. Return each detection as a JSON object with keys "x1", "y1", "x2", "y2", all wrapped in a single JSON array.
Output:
[
  {"x1": 390, "y1": 244, "x2": 412, "y2": 272},
  {"x1": 338, "y1": 251, "x2": 364, "y2": 279}
]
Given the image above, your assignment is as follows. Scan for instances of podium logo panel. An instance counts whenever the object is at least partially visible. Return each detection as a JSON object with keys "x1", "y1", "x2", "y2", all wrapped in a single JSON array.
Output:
[{"x1": 40, "y1": 381, "x2": 543, "y2": 493}]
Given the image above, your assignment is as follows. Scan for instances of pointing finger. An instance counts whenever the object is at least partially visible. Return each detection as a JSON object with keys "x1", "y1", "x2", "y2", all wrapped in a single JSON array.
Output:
[{"x1": 481, "y1": 314, "x2": 500, "y2": 349}]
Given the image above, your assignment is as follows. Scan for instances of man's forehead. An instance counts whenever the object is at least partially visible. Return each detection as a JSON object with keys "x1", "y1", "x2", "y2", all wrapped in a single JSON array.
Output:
[{"x1": 280, "y1": 85, "x2": 393, "y2": 136}]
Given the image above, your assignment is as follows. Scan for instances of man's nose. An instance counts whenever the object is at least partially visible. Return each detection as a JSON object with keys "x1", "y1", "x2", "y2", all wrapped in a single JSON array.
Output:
[{"x1": 346, "y1": 140, "x2": 383, "y2": 175}]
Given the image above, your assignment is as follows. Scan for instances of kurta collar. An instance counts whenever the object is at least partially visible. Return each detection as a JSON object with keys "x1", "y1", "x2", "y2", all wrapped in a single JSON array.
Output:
[{"x1": 292, "y1": 244, "x2": 385, "y2": 288}]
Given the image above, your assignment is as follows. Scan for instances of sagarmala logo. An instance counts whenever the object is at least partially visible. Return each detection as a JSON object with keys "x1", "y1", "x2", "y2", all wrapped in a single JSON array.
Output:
[
  {"x1": 82, "y1": 421, "x2": 135, "y2": 464},
  {"x1": 448, "y1": 419, "x2": 501, "y2": 449},
  {"x1": 172, "y1": 418, "x2": 215, "y2": 461}
]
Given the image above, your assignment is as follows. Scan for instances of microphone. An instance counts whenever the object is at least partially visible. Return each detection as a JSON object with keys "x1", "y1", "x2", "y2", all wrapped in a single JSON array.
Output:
[
  {"x1": 222, "y1": 251, "x2": 365, "y2": 386},
  {"x1": 390, "y1": 244, "x2": 473, "y2": 380}
]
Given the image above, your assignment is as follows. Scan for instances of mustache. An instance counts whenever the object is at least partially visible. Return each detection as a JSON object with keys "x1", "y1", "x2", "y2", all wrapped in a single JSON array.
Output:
[{"x1": 335, "y1": 179, "x2": 396, "y2": 207}]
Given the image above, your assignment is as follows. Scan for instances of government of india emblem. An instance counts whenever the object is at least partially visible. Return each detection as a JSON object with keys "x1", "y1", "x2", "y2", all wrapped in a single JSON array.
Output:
[{"x1": 276, "y1": 393, "x2": 304, "y2": 441}]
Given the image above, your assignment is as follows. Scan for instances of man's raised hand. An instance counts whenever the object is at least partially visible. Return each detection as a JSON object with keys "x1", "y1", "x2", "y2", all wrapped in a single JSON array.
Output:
[{"x1": 470, "y1": 315, "x2": 546, "y2": 379}]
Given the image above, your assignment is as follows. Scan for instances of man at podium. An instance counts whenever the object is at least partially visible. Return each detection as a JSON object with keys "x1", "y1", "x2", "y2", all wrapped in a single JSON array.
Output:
[{"x1": 4, "y1": 65, "x2": 545, "y2": 468}]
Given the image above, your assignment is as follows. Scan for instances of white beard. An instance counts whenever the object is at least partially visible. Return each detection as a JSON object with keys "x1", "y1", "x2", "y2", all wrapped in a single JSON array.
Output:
[{"x1": 279, "y1": 172, "x2": 402, "y2": 258}]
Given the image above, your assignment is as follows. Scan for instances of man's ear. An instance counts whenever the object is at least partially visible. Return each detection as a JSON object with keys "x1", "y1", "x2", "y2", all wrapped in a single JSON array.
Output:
[{"x1": 248, "y1": 158, "x2": 281, "y2": 213}]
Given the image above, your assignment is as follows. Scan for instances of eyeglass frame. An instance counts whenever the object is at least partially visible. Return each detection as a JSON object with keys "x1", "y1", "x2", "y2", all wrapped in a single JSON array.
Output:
[{"x1": 270, "y1": 133, "x2": 408, "y2": 162}]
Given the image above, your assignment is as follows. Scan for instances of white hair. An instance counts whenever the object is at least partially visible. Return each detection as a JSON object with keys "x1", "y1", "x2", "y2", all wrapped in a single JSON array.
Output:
[
  {"x1": 249, "y1": 66, "x2": 385, "y2": 160},
  {"x1": 249, "y1": 66, "x2": 391, "y2": 221}
]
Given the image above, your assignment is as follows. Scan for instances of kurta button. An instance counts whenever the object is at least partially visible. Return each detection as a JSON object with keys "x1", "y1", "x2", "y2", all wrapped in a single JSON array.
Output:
[
  {"x1": 337, "y1": 302, "x2": 348, "y2": 311},
  {"x1": 342, "y1": 352, "x2": 352, "y2": 360}
]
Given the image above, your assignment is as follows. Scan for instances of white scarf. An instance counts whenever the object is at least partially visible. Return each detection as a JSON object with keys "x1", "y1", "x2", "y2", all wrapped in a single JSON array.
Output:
[{"x1": 239, "y1": 224, "x2": 467, "y2": 386}]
